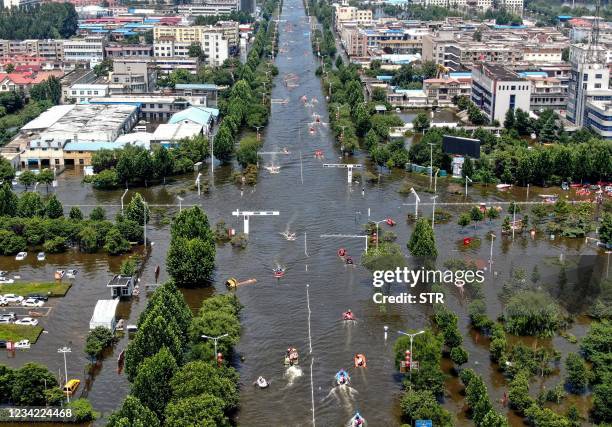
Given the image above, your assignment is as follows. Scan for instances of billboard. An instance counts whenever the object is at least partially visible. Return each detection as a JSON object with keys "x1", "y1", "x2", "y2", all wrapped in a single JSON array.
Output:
[{"x1": 442, "y1": 135, "x2": 481, "y2": 159}]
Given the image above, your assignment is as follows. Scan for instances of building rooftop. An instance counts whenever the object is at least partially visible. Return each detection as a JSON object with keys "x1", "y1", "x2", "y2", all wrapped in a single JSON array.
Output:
[
  {"x1": 480, "y1": 63, "x2": 522, "y2": 81},
  {"x1": 90, "y1": 299, "x2": 120, "y2": 326},
  {"x1": 21, "y1": 105, "x2": 76, "y2": 131},
  {"x1": 152, "y1": 123, "x2": 202, "y2": 141},
  {"x1": 107, "y1": 274, "x2": 134, "y2": 288},
  {"x1": 168, "y1": 106, "x2": 219, "y2": 126},
  {"x1": 174, "y1": 83, "x2": 218, "y2": 90}
]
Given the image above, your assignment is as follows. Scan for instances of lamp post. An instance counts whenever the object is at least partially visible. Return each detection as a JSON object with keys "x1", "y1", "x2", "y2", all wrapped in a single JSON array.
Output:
[
  {"x1": 397, "y1": 330, "x2": 424, "y2": 381},
  {"x1": 254, "y1": 125, "x2": 263, "y2": 141},
  {"x1": 431, "y1": 195, "x2": 438, "y2": 229},
  {"x1": 57, "y1": 346, "x2": 71, "y2": 403},
  {"x1": 465, "y1": 175, "x2": 472, "y2": 197},
  {"x1": 201, "y1": 334, "x2": 229, "y2": 361},
  {"x1": 434, "y1": 168, "x2": 439, "y2": 194},
  {"x1": 177, "y1": 196, "x2": 183, "y2": 212},
  {"x1": 143, "y1": 200, "x2": 148, "y2": 248},
  {"x1": 120, "y1": 188, "x2": 129, "y2": 215},
  {"x1": 427, "y1": 142, "x2": 435, "y2": 188},
  {"x1": 195, "y1": 173, "x2": 202, "y2": 196},
  {"x1": 489, "y1": 232, "x2": 496, "y2": 272}
]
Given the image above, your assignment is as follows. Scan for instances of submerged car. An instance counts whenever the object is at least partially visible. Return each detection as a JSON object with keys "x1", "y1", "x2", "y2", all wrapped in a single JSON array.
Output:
[
  {"x1": 14, "y1": 317, "x2": 38, "y2": 326},
  {"x1": 22, "y1": 298, "x2": 45, "y2": 308}
]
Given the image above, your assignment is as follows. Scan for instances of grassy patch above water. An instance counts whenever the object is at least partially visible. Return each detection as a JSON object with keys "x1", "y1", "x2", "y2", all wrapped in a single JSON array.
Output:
[
  {"x1": 0, "y1": 324, "x2": 44, "y2": 343},
  {"x1": 0, "y1": 282, "x2": 71, "y2": 297}
]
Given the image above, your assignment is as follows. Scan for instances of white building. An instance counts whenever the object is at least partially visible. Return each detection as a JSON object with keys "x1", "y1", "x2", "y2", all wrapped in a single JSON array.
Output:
[
  {"x1": 154, "y1": 56, "x2": 199, "y2": 75},
  {"x1": 89, "y1": 299, "x2": 120, "y2": 331},
  {"x1": 63, "y1": 36, "x2": 105, "y2": 67},
  {"x1": 177, "y1": 0, "x2": 240, "y2": 16},
  {"x1": 567, "y1": 44, "x2": 611, "y2": 126},
  {"x1": 471, "y1": 63, "x2": 531, "y2": 123},
  {"x1": 68, "y1": 83, "x2": 109, "y2": 103},
  {"x1": 585, "y1": 100, "x2": 612, "y2": 139}
]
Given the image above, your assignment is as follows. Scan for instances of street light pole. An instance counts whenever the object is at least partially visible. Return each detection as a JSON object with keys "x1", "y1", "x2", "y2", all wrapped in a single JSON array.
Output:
[
  {"x1": 397, "y1": 330, "x2": 424, "y2": 382},
  {"x1": 489, "y1": 232, "x2": 496, "y2": 272},
  {"x1": 410, "y1": 188, "x2": 420, "y2": 219},
  {"x1": 177, "y1": 196, "x2": 183, "y2": 212},
  {"x1": 373, "y1": 219, "x2": 391, "y2": 249},
  {"x1": 427, "y1": 143, "x2": 435, "y2": 188},
  {"x1": 201, "y1": 334, "x2": 229, "y2": 362},
  {"x1": 57, "y1": 346, "x2": 71, "y2": 403},
  {"x1": 120, "y1": 188, "x2": 128, "y2": 215},
  {"x1": 431, "y1": 195, "x2": 438, "y2": 229},
  {"x1": 434, "y1": 169, "x2": 439, "y2": 194},
  {"x1": 143, "y1": 200, "x2": 148, "y2": 248}
]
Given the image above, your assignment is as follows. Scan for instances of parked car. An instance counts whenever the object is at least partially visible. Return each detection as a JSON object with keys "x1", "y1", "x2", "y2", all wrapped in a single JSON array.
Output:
[
  {"x1": 0, "y1": 340, "x2": 6, "y2": 348},
  {"x1": 22, "y1": 298, "x2": 44, "y2": 308},
  {"x1": 14, "y1": 317, "x2": 38, "y2": 326},
  {"x1": 66, "y1": 269, "x2": 78, "y2": 279},
  {"x1": 37, "y1": 252, "x2": 45, "y2": 261},
  {"x1": 0, "y1": 312, "x2": 16, "y2": 321},
  {"x1": 27, "y1": 294, "x2": 49, "y2": 301},
  {"x1": 15, "y1": 252, "x2": 27, "y2": 261},
  {"x1": 3, "y1": 294, "x2": 23, "y2": 303},
  {"x1": 0, "y1": 296, "x2": 8, "y2": 306},
  {"x1": 0, "y1": 318, "x2": 11, "y2": 324},
  {"x1": 14, "y1": 340, "x2": 30, "y2": 349},
  {"x1": 0, "y1": 277, "x2": 14, "y2": 284}
]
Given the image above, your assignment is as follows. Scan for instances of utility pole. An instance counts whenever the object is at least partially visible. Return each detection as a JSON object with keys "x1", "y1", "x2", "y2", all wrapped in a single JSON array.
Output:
[{"x1": 57, "y1": 346, "x2": 71, "y2": 403}]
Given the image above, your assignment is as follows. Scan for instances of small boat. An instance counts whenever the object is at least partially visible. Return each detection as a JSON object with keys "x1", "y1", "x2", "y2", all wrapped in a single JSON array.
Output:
[
  {"x1": 354, "y1": 354, "x2": 367, "y2": 368},
  {"x1": 343, "y1": 310, "x2": 355, "y2": 321},
  {"x1": 335, "y1": 369, "x2": 350, "y2": 386},
  {"x1": 15, "y1": 340, "x2": 31, "y2": 349},
  {"x1": 386, "y1": 218, "x2": 396, "y2": 226},
  {"x1": 314, "y1": 149, "x2": 323, "y2": 158},
  {"x1": 117, "y1": 349, "x2": 125, "y2": 372},
  {"x1": 37, "y1": 252, "x2": 45, "y2": 261},
  {"x1": 132, "y1": 285, "x2": 140, "y2": 296},
  {"x1": 54, "y1": 270, "x2": 65, "y2": 280},
  {"x1": 66, "y1": 269, "x2": 78, "y2": 279},
  {"x1": 346, "y1": 256, "x2": 354, "y2": 265},
  {"x1": 496, "y1": 184, "x2": 512, "y2": 191},
  {"x1": 337, "y1": 248, "x2": 347, "y2": 257},
  {"x1": 274, "y1": 268, "x2": 285, "y2": 279},
  {"x1": 255, "y1": 376, "x2": 270, "y2": 389},
  {"x1": 351, "y1": 412, "x2": 365, "y2": 426},
  {"x1": 284, "y1": 347, "x2": 299, "y2": 366},
  {"x1": 15, "y1": 252, "x2": 27, "y2": 261},
  {"x1": 265, "y1": 165, "x2": 280, "y2": 174},
  {"x1": 395, "y1": 107, "x2": 401, "y2": 113},
  {"x1": 280, "y1": 231, "x2": 296, "y2": 241},
  {"x1": 282, "y1": 147, "x2": 290, "y2": 155}
]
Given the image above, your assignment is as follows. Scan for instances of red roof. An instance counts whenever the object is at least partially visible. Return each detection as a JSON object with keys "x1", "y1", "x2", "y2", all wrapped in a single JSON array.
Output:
[{"x1": 0, "y1": 70, "x2": 63, "y2": 85}]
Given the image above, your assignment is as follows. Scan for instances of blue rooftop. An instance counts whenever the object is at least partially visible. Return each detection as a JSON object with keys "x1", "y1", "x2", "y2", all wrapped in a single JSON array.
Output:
[
  {"x1": 518, "y1": 71, "x2": 548, "y2": 77},
  {"x1": 494, "y1": 25, "x2": 527, "y2": 29},
  {"x1": 376, "y1": 75, "x2": 393, "y2": 81},
  {"x1": 175, "y1": 83, "x2": 218, "y2": 91},
  {"x1": 449, "y1": 72, "x2": 472, "y2": 78},
  {"x1": 169, "y1": 106, "x2": 219, "y2": 126}
]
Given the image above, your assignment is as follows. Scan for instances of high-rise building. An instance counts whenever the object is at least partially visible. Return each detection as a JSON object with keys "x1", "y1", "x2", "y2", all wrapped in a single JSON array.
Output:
[{"x1": 566, "y1": 43, "x2": 610, "y2": 127}]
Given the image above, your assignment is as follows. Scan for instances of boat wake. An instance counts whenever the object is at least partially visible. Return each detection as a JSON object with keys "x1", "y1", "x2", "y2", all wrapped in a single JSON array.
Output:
[
  {"x1": 323, "y1": 384, "x2": 358, "y2": 409},
  {"x1": 284, "y1": 365, "x2": 303, "y2": 386}
]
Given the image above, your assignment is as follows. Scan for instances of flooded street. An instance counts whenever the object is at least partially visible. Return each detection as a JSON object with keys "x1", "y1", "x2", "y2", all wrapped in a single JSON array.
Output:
[{"x1": 1, "y1": 0, "x2": 606, "y2": 424}]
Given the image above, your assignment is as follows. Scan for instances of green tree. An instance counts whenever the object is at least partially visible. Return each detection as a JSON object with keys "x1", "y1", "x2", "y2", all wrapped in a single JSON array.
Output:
[
  {"x1": 213, "y1": 124, "x2": 235, "y2": 162},
  {"x1": 17, "y1": 192, "x2": 44, "y2": 217},
  {"x1": 170, "y1": 360, "x2": 239, "y2": 410},
  {"x1": 37, "y1": 168, "x2": 54, "y2": 192},
  {"x1": 504, "y1": 291, "x2": 563, "y2": 337},
  {"x1": 0, "y1": 183, "x2": 18, "y2": 216},
  {"x1": 90, "y1": 206, "x2": 106, "y2": 221},
  {"x1": 44, "y1": 194, "x2": 63, "y2": 218},
  {"x1": 43, "y1": 236, "x2": 67, "y2": 253},
  {"x1": 104, "y1": 227, "x2": 130, "y2": 255},
  {"x1": 600, "y1": 213, "x2": 612, "y2": 245},
  {"x1": 69, "y1": 206, "x2": 83, "y2": 220},
  {"x1": 591, "y1": 374, "x2": 612, "y2": 423},
  {"x1": 481, "y1": 410, "x2": 510, "y2": 426},
  {"x1": 412, "y1": 112, "x2": 431, "y2": 133},
  {"x1": 78, "y1": 226, "x2": 99, "y2": 253},
  {"x1": 84, "y1": 326, "x2": 115, "y2": 363},
  {"x1": 487, "y1": 207, "x2": 499, "y2": 221},
  {"x1": 458, "y1": 212, "x2": 471, "y2": 228},
  {"x1": 152, "y1": 146, "x2": 173, "y2": 183},
  {"x1": 504, "y1": 108, "x2": 515, "y2": 130},
  {"x1": 565, "y1": 353, "x2": 589, "y2": 394},
  {"x1": 126, "y1": 193, "x2": 150, "y2": 226},
  {"x1": 462, "y1": 156, "x2": 474, "y2": 179},
  {"x1": 400, "y1": 389, "x2": 452, "y2": 426},
  {"x1": 18, "y1": 170, "x2": 37, "y2": 190},
  {"x1": 508, "y1": 371, "x2": 534, "y2": 413},
  {"x1": 450, "y1": 346, "x2": 468, "y2": 368},
  {"x1": 107, "y1": 395, "x2": 160, "y2": 427},
  {"x1": 132, "y1": 348, "x2": 177, "y2": 419},
  {"x1": 408, "y1": 217, "x2": 437, "y2": 258},
  {"x1": 0, "y1": 158, "x2": 15, "y2": 181},
  {"x1": 470, "y1": 206, "x2": 484, "y2": 224},
  {"x1": 539, "y1": 116, "x2": 557, "y2": 143},
  {"x1": 10, "y1": 363, "x2": 58, "y2": 406},
  {"x1": 164, "y1": 394, "x2": 230, "y2": 427}
]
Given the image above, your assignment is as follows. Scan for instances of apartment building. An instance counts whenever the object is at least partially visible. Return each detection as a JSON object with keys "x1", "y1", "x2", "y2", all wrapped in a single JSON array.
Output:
[
  {"x1": 334, "y1": 6, "x2": 373, "y2": 28},
  {"x1": 67, "y1": 83, "x2": 109, "y2": 103},
  {"x1": 177, "y1": 0, "x2": 241, "y2": 16},
  {"x1": 154, "y1": 33, "x2": 228, "y2": 67},
  {"x1": 585, "y1": 100, "x2": 612, "y2": 139},
  {"x1": 500, "y1": 0, "x2": 523, "y2": 16},
  {"x1": 0, "y1": 39, "x2": 64, "y2": 61},
  {"x1": 423, "y1": 73, "x2": 472, "y2": 106},
  {"x1": 104, "y1": 44, "x2": 154, "y2": 58},
  {"x1": 360, "y1": 27, "x2": 430, "y2": 55},
  {"x1": 567, "y1": 44, "x2": 611, "y2": 127},
  {"x1": 521, "y1": 73, "x2": 568, "y2": 112},
  {"x1": 63, "y1": 36, "x2": 106, "y2": 66},
  {"x1": 471, "y1": 63, "x2": 531, "y2": 123},
  {"x1": 340, "y1": 23, "x2": 368, "y2": 57},
  {"x1": 154, "y1": 56, "x2": 199, "y2": 75},
  {"x1": 423, "y1": 0, "x2": 493, "y2": 12},
  {"x1": 109, "y1": 59, "x2": 157, "y2": 94}
]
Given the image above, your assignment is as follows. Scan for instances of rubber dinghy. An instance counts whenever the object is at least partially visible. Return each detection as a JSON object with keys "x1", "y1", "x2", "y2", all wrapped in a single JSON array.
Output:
[
  {"x1": 350, "y1": 412, "x2": 365, "y2": 426},
  {"x1": 255, "y1": 376, "x2": 269, "y2": 389},
  {"x1": 284, "y1": 347, "x2": 299, "y2": 366},
  {"x1": 335, "y1": 369, "x2": 350, "y2": 386}
]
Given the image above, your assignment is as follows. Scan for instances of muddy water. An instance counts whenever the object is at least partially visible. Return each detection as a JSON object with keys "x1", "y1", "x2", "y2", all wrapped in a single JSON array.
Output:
[{"x1": 0, "y1": 0, "x2": 607, "y2": 425}]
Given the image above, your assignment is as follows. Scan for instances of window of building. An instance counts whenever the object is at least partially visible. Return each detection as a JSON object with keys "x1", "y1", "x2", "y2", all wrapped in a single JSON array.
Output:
[
  {"x1": 595, "y1": 74, "x2": 602, "y2": 79},
  {"x1": 595, "y1": 83, "x2": 602, "y2": 89}
]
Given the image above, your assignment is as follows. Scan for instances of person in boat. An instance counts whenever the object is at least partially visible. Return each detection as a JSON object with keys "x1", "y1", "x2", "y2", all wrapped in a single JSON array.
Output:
[
  {"x1": 353, "y1": 413, "x2": 364, "y2": 426},
  {"x1": 338, "y1": 248, "x2": 346, "y2": 257},
  {"x1": 343, "y1": 309, "x2": 354, "y2": 320},
  {"x1": 256, "y1": 376, "x2": 269, "y2": 388},
  {"x1": 337, "y1": 371, "x2": 348, "y2": 385},
  {"x1": 346, "y1": 256, "x2": 354, "y2": 265},
  {"x1": 274, "y1": 267, "x2": 284, "y2": 276},
  {"x1": 354, "y1": 353, "x2": 366, "y2": 367}
]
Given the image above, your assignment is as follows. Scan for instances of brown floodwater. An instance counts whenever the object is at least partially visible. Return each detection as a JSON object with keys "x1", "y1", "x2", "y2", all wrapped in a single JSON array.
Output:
[{"x1": 1, "y1": 1, "x2": 608, "y2": 425}]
